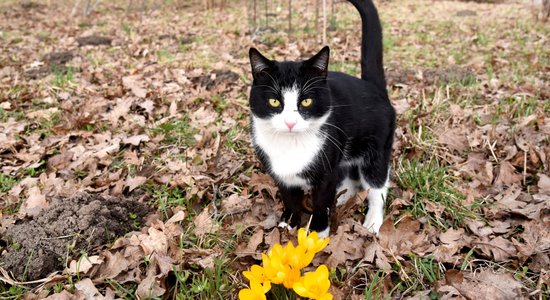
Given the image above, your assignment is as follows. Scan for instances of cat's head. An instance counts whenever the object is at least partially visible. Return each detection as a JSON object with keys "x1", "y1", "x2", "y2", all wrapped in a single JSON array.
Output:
[{"x1": 248, "y1": 47, "x2": 331, "y2": 133}]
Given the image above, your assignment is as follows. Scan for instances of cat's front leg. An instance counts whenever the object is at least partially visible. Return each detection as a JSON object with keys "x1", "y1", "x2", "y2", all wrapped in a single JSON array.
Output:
[
  {"x1": 278, "y1": 185, "x2": 304, "y2": 229},
  {"x1": 310, "y1": 178, "x2": 338, "y2": 238}
]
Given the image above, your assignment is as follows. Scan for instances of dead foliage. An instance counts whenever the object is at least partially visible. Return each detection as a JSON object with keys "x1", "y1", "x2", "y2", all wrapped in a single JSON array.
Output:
[{"x1": 0, "y1": 0, "x2": 548, "y2": 299}]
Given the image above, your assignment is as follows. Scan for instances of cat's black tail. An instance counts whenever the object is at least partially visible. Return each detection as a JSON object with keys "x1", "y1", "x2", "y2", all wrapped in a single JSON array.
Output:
[{"x1": 347, "y1": 0, "x2": 386, "y2": 92}]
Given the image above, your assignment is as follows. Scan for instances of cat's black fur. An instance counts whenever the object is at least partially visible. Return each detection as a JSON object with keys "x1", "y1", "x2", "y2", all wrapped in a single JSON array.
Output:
[{"x1": 248, "y1": 0, "x2": 395, "y2": 234}]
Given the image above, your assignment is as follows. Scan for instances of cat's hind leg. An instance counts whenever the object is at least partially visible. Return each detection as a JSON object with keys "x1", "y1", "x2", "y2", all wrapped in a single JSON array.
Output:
[
  {"x1": 335, "y1": 165, "x2": 361, "y2": 206},
  {"x1": 359, "y1": 164, "x2": 390, "y2": 235}
]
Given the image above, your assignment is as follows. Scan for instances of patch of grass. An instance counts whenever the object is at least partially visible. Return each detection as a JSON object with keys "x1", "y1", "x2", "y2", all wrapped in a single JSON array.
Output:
[
  {"x1": 150, "y1": 117, "x2": 196, "y2": 148},
  {"x1": 2, "y1": 84, "x2": 29, "y2": 100},
  {"x1": 172, "y1": 234, "x2": 236, "y2": 299},
  {"x1": 0, "y1": 283, "x2": 25, "y2": 299},
  {"x1": 24, "y1": 111, "x2": 60, "y2": 138},
  {"x1": 395, "y1": 157, "x2": 483, "y2": 229},
  {"x1": 475, "y1": 32, "x2": 490, "y2": 47},
  {"x1": 156, "y1": 48, "x2": 175, "y2": 64},
  {"x1": 51, "y1": 67, "x2": 74, "y2": 89},
  {"x1": 409, "y1": 254, "x2": 442, "y2": 285},
  {"x1": 391, "y1": 255, "x2": 442, "y2": 298},
  {"x1": 106, "y1": 279, "x2": 138, "y2": 300},
  {"x1": 364, "y1": 270, "x2": 386, "y2": 300},
  {"x1": 0, "y1": 174, "x2": 17, "y2": 193},
  {"x1": 225, "y1": 127, "x2": 248, "y2": 155},
  {"x1": 86, "y1": 52, "x2": 106, "y2": 68},
  {"x1": 500, "y1": 95, "x2": 539, "y2": 119},
  {"x1": 26, "y1": 160, "x2": 46, "y2": 177},
  {"x1": 0, "y1": 108, "x2": 24, "y2": 122},
  {"x1": 121, "y1": 23, "x2": 136, "y2": 38},
  {"x1": 148, "y1": 185, "x2": 191, "y2": 219},
  {"x1": 210, "y1": 95, "x2": 228, "y2": 113}
]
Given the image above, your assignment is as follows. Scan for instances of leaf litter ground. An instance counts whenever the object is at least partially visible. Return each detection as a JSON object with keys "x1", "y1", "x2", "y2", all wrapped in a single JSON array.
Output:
[{"x1": 0, "y1": 0, "x2": 549, "y2": 299}]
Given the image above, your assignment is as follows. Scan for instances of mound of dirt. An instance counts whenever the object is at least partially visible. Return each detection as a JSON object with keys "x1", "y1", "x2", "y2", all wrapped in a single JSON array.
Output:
[
  {"x1": 191, "y1": 69, "x2": 240, "y2": 90},
  {"x1": 0, "y1": 193, "x2": 150, "y2": 281},
  {"x1": 76, "y1": 35, "x2": 112, "y2": 47}
]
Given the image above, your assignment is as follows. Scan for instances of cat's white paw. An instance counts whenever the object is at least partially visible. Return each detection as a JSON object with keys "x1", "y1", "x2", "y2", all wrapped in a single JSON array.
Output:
[
  {"x1": 316, "y1": 227, "x2": 330, "y2": 239},
  {"x1": 278, "y1": 221, "x2": 294, "y2": 230},
  {"x1": 363, "y1": 210, "x2": 383, "y2": 235}
]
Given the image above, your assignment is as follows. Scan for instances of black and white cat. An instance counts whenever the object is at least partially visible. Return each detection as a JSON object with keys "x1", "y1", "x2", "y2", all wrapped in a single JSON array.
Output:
[{"x1": 248, "y1": 0, "x2": 395, "y2": 238}]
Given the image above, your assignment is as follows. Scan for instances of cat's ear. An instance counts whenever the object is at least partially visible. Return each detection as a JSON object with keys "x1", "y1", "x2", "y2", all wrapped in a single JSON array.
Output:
[
  {"x1": 304, "y1": 46, "x2": 330, "y2": 77},
  {"x1": 249, "y1": 48, "x2": 273, "y2": 78}
]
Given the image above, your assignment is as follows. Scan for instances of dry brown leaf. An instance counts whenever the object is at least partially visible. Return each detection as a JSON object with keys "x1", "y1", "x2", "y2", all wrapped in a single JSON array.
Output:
[
  {"x1": 68, "y1": 256, "x2": 104, "y2": 275},
  {"x1": 473, "y1": 236, "x2": 517, "y2": 261},
  {"x1": 449, "y1": 269, "x2": 524, "y2": 300},
  {"x1": 139, "y1": 226, "x2": 169, "y2": 256},
  {"x1": 264, "y1": 228, "x2": 280, "y2": 250},
  {"x1": 249, "y1": 172, "x2": 278, "y2": 200},
  {"x1": 23, "y1": 186, "x2": 48, "y2": 217},
  {"x1": 323, "y1": 224, "x2": 365, "y2": 268},
  {"x1": 136, "y1": 273, "x2": 165, "y2": 299},
  {"x1": 221, "y1": 193, "x2": 252, "y2": 215},
  {"x1": 44, "y1": 290, "x2": 84, "y2": 300},
  {"x1": 166, "y1": 210, "x2": 185, "y2": 224},
  {"x1": 96, "y1": 251, "x2": 129, "y2": 280},
  {"x1": 363, "y1": 241, "x2": 391, "y2": 271},
  {"x1": 538, "y1": 174, "x2": 550, "y2": 193},
  {"x1": 122, "y1": 75, "x2": 147, "y2": 98},
  {"x1": 193, "y1": 205, "x2": 219, "y2": 238},
  {"x1": 74, "y1": 278, "x2": 106, "y2": 300},
  {"x1": 438, "y1": 127, "x2": 468, "y2": 153},
  {"x1": 379, "y1": 217, "x2": 427, "y2": 256},
  {"x1": 236, "y1": 228, "x2": 264, "y2": 259},
  {"x1": 495, "y1": 161, "x2": 522, "y2": 186},
  {"x1": 125, "y1": 176, "x2": 147, "y2": 192},
  {"x1": 154, "y1": 254, "x2": 176, "y2": 276},
  {"x1": 122, "y1": 134, "x2": 149, "y2": 146},
  {"x1": 189, "y1": 106, "x2": 217, "y2": 128},
  {"x1": 105, "y1": 98, "x2": 133, "y2": 125}
]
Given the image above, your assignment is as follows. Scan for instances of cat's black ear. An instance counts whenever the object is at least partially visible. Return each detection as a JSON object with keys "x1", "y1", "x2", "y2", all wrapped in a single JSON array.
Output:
[
  {"x1": 304, "y1": 46, "x2": 330, "y2": 77},
  {"x1": 249, "y1": 48, "x2": 273, "y2": 78}
]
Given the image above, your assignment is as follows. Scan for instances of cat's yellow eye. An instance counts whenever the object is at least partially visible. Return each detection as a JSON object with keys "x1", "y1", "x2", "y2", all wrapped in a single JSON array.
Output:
[
  {"x1": 268, "y1": 99, "x2": 281, "y2": 108},
  {"x1": 301, "y1": 98, "x2": 313, "y2": 107}
]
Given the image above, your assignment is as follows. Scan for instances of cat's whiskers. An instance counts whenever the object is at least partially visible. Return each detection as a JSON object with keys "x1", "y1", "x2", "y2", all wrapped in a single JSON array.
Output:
[
  {"x1": 328, "y1": 105, "x2": 353, "y2": 108},
  {"x1": 301, "y1": 77, "x2": 328, "y2": 94},
  {"x1": 261, "y1": 71, "x2": 281, "y2": 93},
  {"x1": 305, "y1": 128, "x2": 332, "y2": 173},
  {"x1": 302, "y1": 86, "x2": 331, "y2": 94},
  {"x1": 317, "y1": 129, "x2": 346, "y2": 157},
  {"x1": 252, "y1": 84, "x2": 280, "y2": 94},
  {"x1": 324, "y1": 122, "x2": 348, "y2": 137}
]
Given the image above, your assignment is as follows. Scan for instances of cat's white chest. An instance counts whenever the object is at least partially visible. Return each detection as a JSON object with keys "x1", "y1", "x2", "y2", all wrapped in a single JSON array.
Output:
[{"x1": 253, "y1": 118, "x2": 324, "y2": 187}]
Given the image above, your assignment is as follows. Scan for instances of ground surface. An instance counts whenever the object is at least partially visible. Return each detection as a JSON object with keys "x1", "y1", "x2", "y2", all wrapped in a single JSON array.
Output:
[{"x1": 0, "y1": 0, "x2": 549, "y2": 299}]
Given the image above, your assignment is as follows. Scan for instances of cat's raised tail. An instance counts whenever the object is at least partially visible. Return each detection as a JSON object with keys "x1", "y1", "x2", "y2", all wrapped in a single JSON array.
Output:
[{"x1": 347, "y1": 0, "x2": 387, "y2": 92}]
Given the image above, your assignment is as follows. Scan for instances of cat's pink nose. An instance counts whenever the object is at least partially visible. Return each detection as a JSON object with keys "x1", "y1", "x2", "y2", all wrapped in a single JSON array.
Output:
[{"x1": 285, "y1": 120, "x2": 296, "y2": 130}]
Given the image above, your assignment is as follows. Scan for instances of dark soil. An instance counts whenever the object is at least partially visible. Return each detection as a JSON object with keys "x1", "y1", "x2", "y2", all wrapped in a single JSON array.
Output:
[
  {"x1": 0, "y1": 193, "x2": 150, "y2": 281},
  {"x1": 43, "y1": 51, "x2": 74, "y2": 66},
  {"x1": 456, "y1": 9, "x2": 478, "y2": 17},
  {"x1": 192, "y1": 69, "x2": 240, "y2": 90},
  {"x1": 76, "y1": 35, "x2": 113, "y2": 46}
]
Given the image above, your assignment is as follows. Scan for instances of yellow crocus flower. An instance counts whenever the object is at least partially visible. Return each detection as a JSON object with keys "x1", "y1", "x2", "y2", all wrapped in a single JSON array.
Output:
[
  {"x1": 243, "y1": 265, "x2": 268, "y2": 284},
  {"x1": 298, "y1": 228, "x2": 330, "y2": 254},
  {"x1": 261, "y1": 253, "x2": 288, "y2": 284},
  {"x1": 238, "y1": 280, "x2": 271, "y2": 300},
  {"x1": 292, "y1": 265, "x2": 333, "y2": 300},
  {"x1": 286, "y1": 243, "x2": 315, "y2": 270}
]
